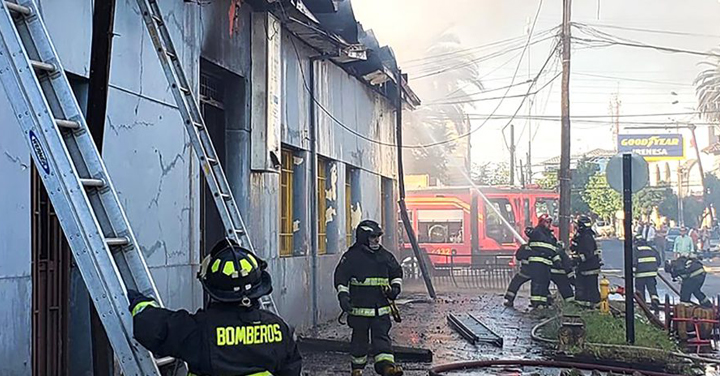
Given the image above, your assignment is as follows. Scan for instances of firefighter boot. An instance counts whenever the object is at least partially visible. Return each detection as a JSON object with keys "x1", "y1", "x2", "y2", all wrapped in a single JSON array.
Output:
[
  {"x1": 503, "y1": 298, "x2": 514, "y2": 308},
  {"x1": 381, "y1": 364, "x2": 404, "y2": 376},
  {"x1": 352, "y1": 370, "x2": 363, "y2": 376}
]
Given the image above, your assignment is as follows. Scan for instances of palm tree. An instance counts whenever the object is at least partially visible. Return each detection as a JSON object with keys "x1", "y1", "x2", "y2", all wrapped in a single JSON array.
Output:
[
  {"x1": 404, "y1": 31, "x2": 483, "y2": 185},
  {"x1": 694, "y1": 49, "x2": 720, "y2": 123}
]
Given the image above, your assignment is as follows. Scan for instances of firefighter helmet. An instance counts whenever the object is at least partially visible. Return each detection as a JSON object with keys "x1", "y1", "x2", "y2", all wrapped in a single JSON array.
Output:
[
  {"x1": 356, "y1": 220, "x2": 383, "y2": 247},
  {"x1": 197, "y1": 239, "x2": 272, "y2": 304},
  {"x1": 576, "y1": 215, "x2": 592, "y2": 230},
  {"x1": 538, "y1": 213, "x2": 553, "y2": 226},
  {"x1": 524, "y1": 226, "x2": 534, "y2": 238}
]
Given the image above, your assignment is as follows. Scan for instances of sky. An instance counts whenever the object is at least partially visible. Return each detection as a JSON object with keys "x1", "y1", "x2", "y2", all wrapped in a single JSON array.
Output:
[{"x1": 351, "y1": 0, "x2": 720, "y2": 173}]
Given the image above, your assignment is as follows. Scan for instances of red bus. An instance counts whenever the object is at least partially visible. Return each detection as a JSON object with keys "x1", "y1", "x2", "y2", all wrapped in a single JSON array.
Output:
[{"x1": 400, "y1": 186, "x2": 559, "y2": 266}]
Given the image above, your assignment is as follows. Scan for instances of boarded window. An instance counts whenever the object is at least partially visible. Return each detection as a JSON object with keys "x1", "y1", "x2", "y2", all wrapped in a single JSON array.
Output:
[{"x1": 280, "y1": 148, "x2": 294, "y2": 257}]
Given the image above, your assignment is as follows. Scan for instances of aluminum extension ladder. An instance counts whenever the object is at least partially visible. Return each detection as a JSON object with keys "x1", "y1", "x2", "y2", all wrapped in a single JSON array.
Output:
[
  {"x1": 0, "y1": 0, "x2": 164, "y2": 375},
  {"x1": 133, "y1": 0, "x2": 278, "y2": 313}
]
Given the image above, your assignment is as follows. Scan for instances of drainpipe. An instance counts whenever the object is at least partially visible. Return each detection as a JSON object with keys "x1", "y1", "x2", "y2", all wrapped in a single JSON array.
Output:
[{"x1": 309, "y1": 56, "x2": 319, "y2": 330}]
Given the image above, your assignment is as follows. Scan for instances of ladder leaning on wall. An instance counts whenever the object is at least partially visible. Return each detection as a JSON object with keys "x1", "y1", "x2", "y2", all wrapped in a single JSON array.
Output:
[{"x1": 0, "y1": 0, "x2": 278, "y2": 375}]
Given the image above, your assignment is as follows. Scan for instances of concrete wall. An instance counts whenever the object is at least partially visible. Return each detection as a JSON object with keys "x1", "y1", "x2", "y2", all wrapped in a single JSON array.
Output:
[{"x1": 0, "y1": 1, "x2": 401, "y2": 371}]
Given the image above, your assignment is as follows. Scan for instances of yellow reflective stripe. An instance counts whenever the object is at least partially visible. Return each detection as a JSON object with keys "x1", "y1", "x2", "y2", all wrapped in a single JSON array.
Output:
[
  {"x1": 689, "y1": 268, "x2": 706, "y2": 278},
  {"x1": 337, "y1": 284, "x2": 349, "y2": 294},
  {"x1": 550, "y1": 268, "x2": 565, "y2": 274},
  {"x1": 247, "y1": 372, "x2": 273, "y2": 376},
  {"x1": 390, "y1": 278, "x2": 403, "y2": 286},
  {"x1": 352, "y1": 355, "x2": 368, "y2": 365},
  {"x1": 350, "y1": 277, "x2": 389, "y2": 287},
  {"x1": 531, "y1": 296, "x2": 548, "y2": 302},
  {"x1": 222, "y1": 261, "x2": 237, "y2": 277},
  {"x1": 567, "y1": 271, "x2": 576, "y2": 278},
  {"x1": 350, "y1": 306, "x2": 392, "y2": 317},
  {"x1": 529, "y1": 242, "x2": 557, "y2": 251},
  {"x1": 239, "y1": 259, "x2": 253, "y2": 275},
  {"x1": 247, "y1": 253, "x2": 259, "y2": 268},
  {"x1": 638, "y1": 257, "x2": 657, "y2": 263},
  {"x1": 528, "y1": 256, "x2": 552, "y2": 265},
  {"x1": 552, "y1": 255, "x2": 561, "y2": 262},
  {"x1": 580, "y1": 269, "x2": 600, "y2": 276},
  {"x1": 637, "y1": 246, "x2": 653, "y2": 251},
  {"x1": 520, "y1": 259, "x2": 529, "y2": 265},
  {"x1": 579, "y1": 254, "x2": 587, "y2": 262},
  {"x1": 375, "y1": 353, "x2": 395, "y2": 363},
  {"x1": 211, "y1": 259, "x2": 221, "y2": 273},
  {"x1": 131, "y1": 300, "x2": 157, "y2": 317},
  {"x1": 635, "y1": 271, "x2": 657, "y2": 278}
]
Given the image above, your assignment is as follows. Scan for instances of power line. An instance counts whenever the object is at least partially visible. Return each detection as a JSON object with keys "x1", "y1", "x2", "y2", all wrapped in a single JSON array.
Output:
[
  {"x1": 577, "y1": 22, "x2": 720, "y2": 39},
  {"x1": 426, "y1": 110, "x2": 720, "y2": 121},
  {"x1": 572, "y1": 36, "x2": 720, "y2": 58}
]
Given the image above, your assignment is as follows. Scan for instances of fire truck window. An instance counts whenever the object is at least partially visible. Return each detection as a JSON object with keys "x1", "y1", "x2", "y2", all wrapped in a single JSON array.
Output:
[
  {"x1": 398, "y1": 210, "x2": 412, "y2": 245},
  {"x1": 523, "y1": 199, "x2": 531, "y2": 227},
  {"x1": 486, "y1": 199, "x2": 515, "y2": 244},
  {"x1": 416, "y1": 209, "x2": 463, "y2": 244}
]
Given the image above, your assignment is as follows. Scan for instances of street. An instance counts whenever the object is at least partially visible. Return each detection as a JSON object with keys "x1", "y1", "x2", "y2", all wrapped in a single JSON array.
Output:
[{"x1": 599, "y1": 239, "x2": 720, "y2": 303}]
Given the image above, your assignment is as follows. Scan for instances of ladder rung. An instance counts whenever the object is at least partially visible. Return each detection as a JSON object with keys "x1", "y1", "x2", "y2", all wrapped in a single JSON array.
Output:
[
  {"x1": 179, "y1": 86, "x2": 191, "y2": 95},
  {"x1": 5, "y1": 1, "x2": 31, "y2": 16},
  {"x1": 55, "y1": 118, "x2": 81, "y2": 129},
  {"x1": 30, "y1": 59, "x2": 56, "y2": 73},
  {"x1": 205, "y1": 157, "x2": 218, "y2": 165},
  {"x1": 80, "y1": 178, "x2": 105, "y2": 188},
  {"x1": 218, "y1": 192, "x2": 230, "y2": 200},
  {"x1": 155, "y1": 357, "x2": 174, "y2": 367},
  {"x1": 106, "y1": 237, "x2": 130, "y2": 247},
  {"x1": 151, "y1": 14, "x2": 163, "y2": 25},
  {"x1": 165, "y1": 50, "x2": 177, "y2": 60},
  {"x1": 235, "y1": 228, "x2": 246, "y2": 236},
  {"x1": 192, "y1": 122, "x2": 203, "y2": 128}
]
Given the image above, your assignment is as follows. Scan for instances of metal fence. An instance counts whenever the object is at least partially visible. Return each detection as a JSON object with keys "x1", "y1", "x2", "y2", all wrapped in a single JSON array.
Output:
[{"x1": 402, "y1": 251, "x2": 518, "y2": 290}]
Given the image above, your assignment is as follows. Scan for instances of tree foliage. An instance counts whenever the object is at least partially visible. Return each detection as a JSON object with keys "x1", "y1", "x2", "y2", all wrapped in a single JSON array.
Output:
[
  {"x1": 571, "y1": 159, "x2": 600, "y2": 215},
  {"x1": 582, "y1": 174, "x2": 621, "y2": 222},
  {"x1": 695, "y1": 51, "x2": 720, "y2": 123},
  {"x1": 471, "y1": 162, "x2": 510, "y2": 186},
  {"x1": 536, "y1": 170, "x2": 558, "y2": 190}
]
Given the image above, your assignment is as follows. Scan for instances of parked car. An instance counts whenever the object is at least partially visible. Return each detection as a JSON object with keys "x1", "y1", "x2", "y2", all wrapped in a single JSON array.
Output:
[
  {"x1": 593, "y1": 220, "x2": 614, "y2": 238},
  {"x1": 665, "y1": 227, "x2": 681, "y2": 252}
]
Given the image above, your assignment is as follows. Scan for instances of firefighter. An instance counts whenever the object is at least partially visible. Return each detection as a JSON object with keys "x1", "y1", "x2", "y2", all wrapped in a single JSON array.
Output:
[
  {"x1": 504, "y1": 227, "x2": 534, "y2": 307},
  {"x1": 632, "y1": 234, "x2": 661, "y2": 310},
  {"x1": 128, "y1": 239, "x2": 302, "y2": 376},
  {"x1": 334, "y1": 220, "x2": 404, "y2": 376},
  {"x1": 528, "y1": 214, "x2": 560, "y2": 308},
  {"x1": 550, "y1": 240, "x2": 576, "y2": 304},
  {"x1": 665, "y1": 256, "x2": 713, "y2": 308},
  {"x1": 571, "y1": 215, "x2": 602, "y2": 308}
]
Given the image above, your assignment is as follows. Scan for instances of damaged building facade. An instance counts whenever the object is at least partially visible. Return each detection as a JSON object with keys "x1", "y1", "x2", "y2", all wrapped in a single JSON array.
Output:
[{"x1": 0, "y1": 0, "x2": 419, "y2": 374}]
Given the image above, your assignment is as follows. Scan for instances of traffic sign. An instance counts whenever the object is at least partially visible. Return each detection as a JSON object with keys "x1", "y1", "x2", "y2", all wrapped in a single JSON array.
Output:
[{"x1": 605, "y1": 153, "x2": 648, "y2": 193}]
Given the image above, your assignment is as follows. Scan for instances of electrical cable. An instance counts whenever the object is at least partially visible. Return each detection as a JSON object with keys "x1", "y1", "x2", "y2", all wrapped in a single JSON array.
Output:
[
  {"x1": 571, "y1": 36, "x2": 720, "y2": 58},
  {"x1": 577, "y1": 22, "x2": 720, "y2": 39}
]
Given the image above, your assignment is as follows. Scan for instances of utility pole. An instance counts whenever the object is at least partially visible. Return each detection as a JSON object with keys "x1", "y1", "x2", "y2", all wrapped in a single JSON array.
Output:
[
  {"x1": 510, "y1": 123, "x2": 516, "y2": 186},
  {"x1": 689, "y1": 124, "x2": 713, "y2": 223},
  {"x1": 526, "y1": 17, "x2": 533, "y2": 186},
  {"x1": 559, "y1": 0, "x2": 573, "y2": 245}
]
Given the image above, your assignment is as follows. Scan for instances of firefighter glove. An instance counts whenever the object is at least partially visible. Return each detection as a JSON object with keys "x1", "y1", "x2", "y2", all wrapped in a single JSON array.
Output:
[
  {"x1": 338, "y1": 292, "x2": 353, "y2": 313},
  {"x1": 387, "y1": 284, "x2": 401, "y2": 301},
  {"x1": 127, "y1": 289, "x2": 153, "y2": 312}
]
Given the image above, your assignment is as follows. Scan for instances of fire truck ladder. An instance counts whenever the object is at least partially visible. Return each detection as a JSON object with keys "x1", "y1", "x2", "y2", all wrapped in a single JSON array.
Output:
[
  {"x1": 133, "y1": 0, "x2": 278, "y2": 313},
  {"x1": 0, "y1": 1, "x2": 164, "y2": 375}
]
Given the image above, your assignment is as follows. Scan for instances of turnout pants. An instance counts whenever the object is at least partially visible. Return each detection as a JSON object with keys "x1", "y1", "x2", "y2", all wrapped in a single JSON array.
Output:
[
  {"x1": 504, "y1": 271, "x2": 531, "y2": 301},
  {"x1": 529, "y1": 262, "x2": 551, "y2": 307},
  {"x1": 348, "y1": 314, "x2": 395, "y2": 374},
  {"x1": 635, "y1": 277, "x2": 660, "y2": 307},
  {"x1": 550, "y1": 271, "x2": 575, "y2": 302},
  {"x1": 575, "y1": 272, "x2": 600, "y2": 307},
  {"x1": 680, "y1": 274, "x2": 712, "y2": 307}
]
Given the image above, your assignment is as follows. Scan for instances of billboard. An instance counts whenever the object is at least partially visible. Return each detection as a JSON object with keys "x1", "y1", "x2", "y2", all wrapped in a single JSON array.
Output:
[{"x1": 617, "y1": 134, "x2": 684, "y2": 161}]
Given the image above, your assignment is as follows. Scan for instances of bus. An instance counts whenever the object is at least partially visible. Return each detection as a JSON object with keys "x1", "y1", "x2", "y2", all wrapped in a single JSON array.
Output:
[{"x1": 400, "y1": 186, "x2": 559, "y2": 266}]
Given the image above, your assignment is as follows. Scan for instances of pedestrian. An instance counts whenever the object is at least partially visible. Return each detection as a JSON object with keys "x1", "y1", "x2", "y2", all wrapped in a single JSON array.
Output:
[
  {"x1": 128, "y1": 239, "x2": 302, "y2": 376},
  {"x1": 689, "y1": 227, "x2": 700, "y2": 250},
  {"x1": 673, "y1": 227, "x2": 695, "y2": 259},
  {"x1": 632, "y1": 235, "x2": 661, "y2": 310},
  {"x1": 571, "y1": 215, "x2": 602, "y2": 308},
  {"x1": 655, "y1": 221, "x2": 668, "y2": 262},
  {"x1": 528, "y1": 214, "x2": 560, "y2": 309},
  {"x1": 642, "y1": 221, "x2": 656, "y2": 246},
  {"x1": 334, "y1": 219, "x2": 404, "y2": 376},
  {"x1": 504, "y1": 227, "x2": 534, "y2": 307},
  {"x1": 665, "y1": 256, "x2": 713, "y2": 308}
]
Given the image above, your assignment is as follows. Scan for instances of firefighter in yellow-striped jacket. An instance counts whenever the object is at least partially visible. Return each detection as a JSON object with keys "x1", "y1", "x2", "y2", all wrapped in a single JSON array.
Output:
[
  {"x1": 632, "y1": 234, "x2": 661, "y2": 310},
  {"x1": 528, "y1": 214, "x2": 561, "y2": 308},
  {"x1": 571, "y1": 215, "x2": 602, "y2": 308},
  {"x1": 334, "y1": 220, "x2": 404, "y2": 376}
]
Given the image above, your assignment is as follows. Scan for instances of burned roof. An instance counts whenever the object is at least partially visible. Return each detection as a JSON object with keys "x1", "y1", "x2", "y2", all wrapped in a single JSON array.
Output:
[{"x1": 261, "y1": 0, "x2": 420, "y2": 107}]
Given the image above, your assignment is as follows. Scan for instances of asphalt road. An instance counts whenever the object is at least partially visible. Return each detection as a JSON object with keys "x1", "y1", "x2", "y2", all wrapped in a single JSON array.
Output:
[{"x1": 599, "y1": 239, "x2": 720, "y2": 303}]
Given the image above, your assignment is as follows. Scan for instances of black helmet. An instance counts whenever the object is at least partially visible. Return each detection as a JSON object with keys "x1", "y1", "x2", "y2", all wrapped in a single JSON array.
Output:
[
  {"x1": 197, "y1": 239, "x2": 272, "y2": 304},
  {"x1": 576, "y1": 215, "x2": 592, "y2": 230},
  {"x1": 356, "y1": 220, "x2": 383, "y2": 247},
  {"x1": 524, "y1": 226, "x2": 534, "y2": 238}
]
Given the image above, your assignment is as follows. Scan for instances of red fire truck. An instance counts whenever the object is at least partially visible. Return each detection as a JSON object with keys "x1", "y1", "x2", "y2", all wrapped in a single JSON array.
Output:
[{"x1": 400, "y1": 186, "x2": 559, "y2": 266}]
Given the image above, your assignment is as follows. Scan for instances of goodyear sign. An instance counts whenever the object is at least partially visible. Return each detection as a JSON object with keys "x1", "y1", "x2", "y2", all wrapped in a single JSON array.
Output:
[{"x1": 617, "y1": 134, "x2": 684, "y2": 161}]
